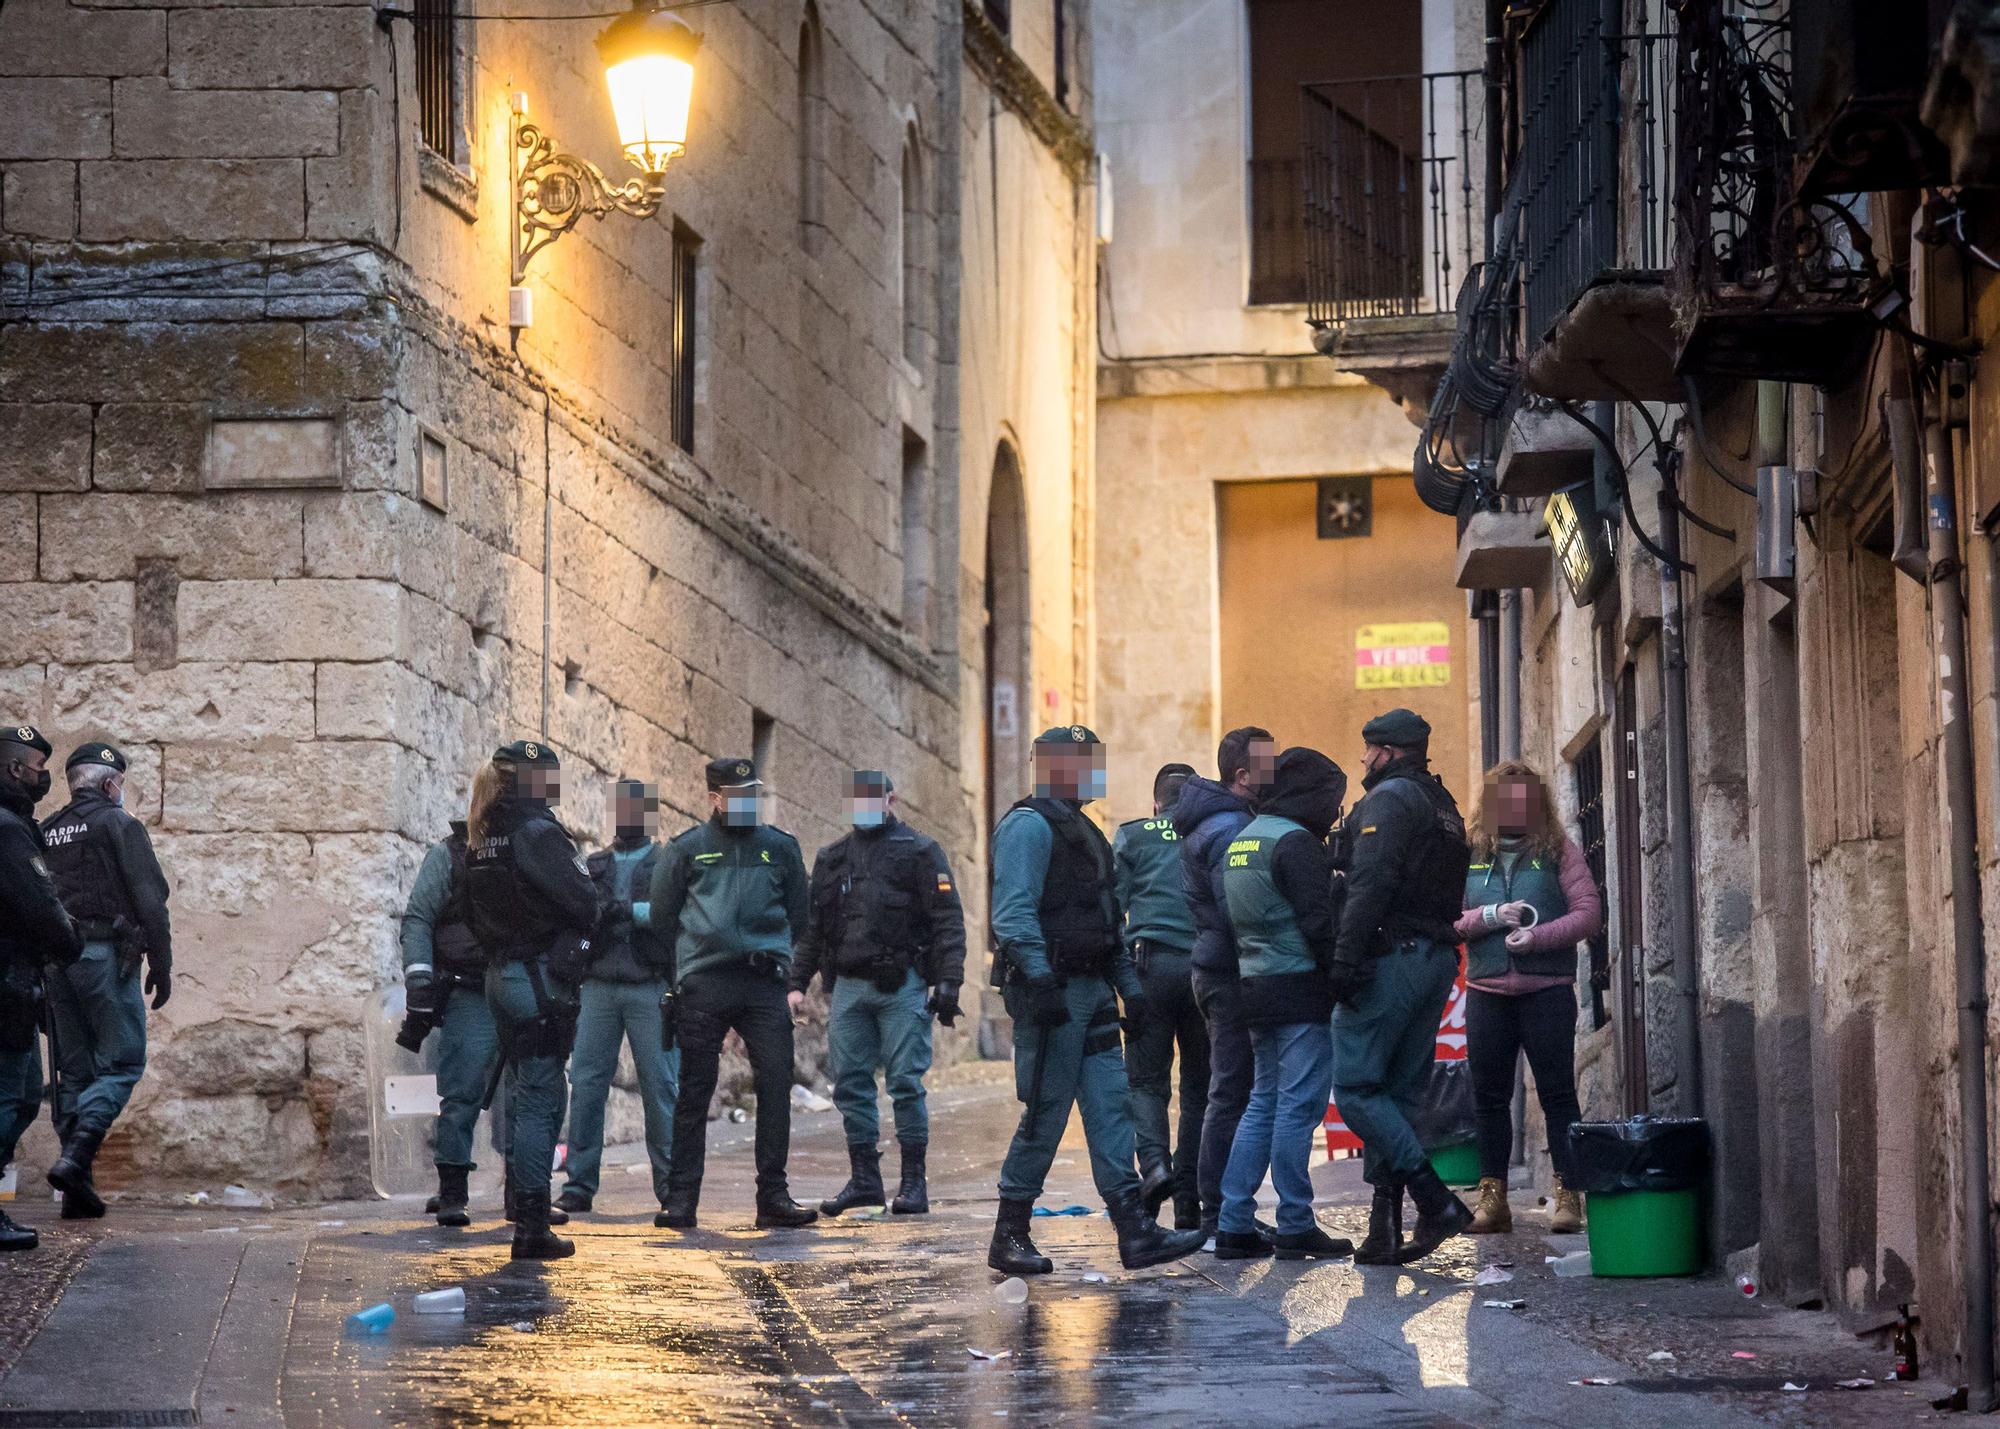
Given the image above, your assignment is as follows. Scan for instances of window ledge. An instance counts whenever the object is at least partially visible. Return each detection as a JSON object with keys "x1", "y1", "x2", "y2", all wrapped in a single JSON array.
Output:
[{"x1": 419, "y1": 146, "x2": 480, "y2": 224}]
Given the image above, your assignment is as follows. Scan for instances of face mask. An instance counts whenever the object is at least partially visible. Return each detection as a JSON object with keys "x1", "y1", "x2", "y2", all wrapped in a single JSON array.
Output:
[
  {"x1": 724, "y1": 796, "x2": 760, "y2": 828},
  {"x1": 1080, "y1": 766, "x2": 1108, "y2": 802},
  {"x1": 22, "y1": 768, "x2": 50, "y2": 805},
  {"x1": 850, "y1": 806, "x2": 886, "y2": 830}
]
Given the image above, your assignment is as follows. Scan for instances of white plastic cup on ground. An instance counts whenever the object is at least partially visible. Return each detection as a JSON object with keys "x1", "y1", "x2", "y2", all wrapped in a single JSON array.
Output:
[
  {"x1": 414, "y1": 1287, "x2": 467, "y2": 1314},
  {"x1": 994, "y1": 1277, "x2": 1029, "y2": 1305}
]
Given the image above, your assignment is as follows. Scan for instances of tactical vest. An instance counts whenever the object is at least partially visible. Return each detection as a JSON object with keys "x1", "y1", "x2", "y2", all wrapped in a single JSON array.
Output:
[
  {"x1": 1464, "y1": 847, "x2": 1575, "y2": 981},
  {"x1": 1367, "y1": 770, "x2": 1472, "y2": 944},
  {"x1": 432, "y1": 834, "x2": 486, "y2": 978},
  {"x1": 466, "y1": 805, "x2": 569, "y2": 963},
  {"x1": 817, "y1": 828, "x2": 932, "y2": 976},
  {"x1": 1012, "y1": 797, "x2": 1118, "y2": 976},
  {"x1": 39, "y1": 793, "x2": 137, "y2": 942},
  {"x1": 1222, "y1": 814, "x2": 1315, "y2": 980}
]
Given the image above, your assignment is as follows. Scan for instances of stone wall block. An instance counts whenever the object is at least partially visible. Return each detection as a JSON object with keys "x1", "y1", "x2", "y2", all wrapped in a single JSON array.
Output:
[
  {"x1": 47, "y1": 661, "x2": 316, "y2": 742},
  {"x1": 305, "y1": 89, "x2": 390, "y2": 243},
  {"x1": 39, "y1": 492, "x2": 305, "y2": 580},
  {"x1": 150, "y1": 1019, "x2": 307, "y2": 1096},
  {"x1": 2, "y1": 160, "x2": 78, "y2": 238},
  {"x1": 166, "y1": 6, "x2": 377, "y2": 90},
  {"x1": 124, "y1": 1092, "x2": 322, "y2": 1187},
  {"x1": 93, "y1": 402, "x2": 207, "y2": 492},
  {"x1": 0, "y1": 78, "x2": 111, "y2": 160},
  {"x1": 178, "y1": 578, "x2": 399, "y2": 662},
  {"x1": 0, "y1": 580, "x2": 131, "y2": 660},
  {"x1": 340, "y1": 401, "x2": 409, "y2": 494},
  {"x1": 0, "y1": 403, "x2": 90, "y2": 491},
  {"x1": 0, "y1": 322, "x2": 304, "y2": 404},
  {"x1": 304, "y1": 490, "x2": 408, "y2": 579},
  {"x1": 112, "y1": 78, "x2": 339, "y2": 159},
  {"x1": 303, "y1": 319, "x2": 401, "y2": 402},
  {"x1": 164, "y1": 738, "x2": 401, "y2": 832},
  {"x1": 0, "y1": 665, "x2": 48, "y2": 724},
  {"x1": 80, "y1": 158, "x2": 305, "y2": 242},
  {"x1": 0, "y1": 0, "x2": 166, "y2": 76},
  {"x1": 150, "y1": 830, "x2": 312, "y2": 915},
  {"x1": 315, "y1": 659, "x2": 439, "y2": 742}
]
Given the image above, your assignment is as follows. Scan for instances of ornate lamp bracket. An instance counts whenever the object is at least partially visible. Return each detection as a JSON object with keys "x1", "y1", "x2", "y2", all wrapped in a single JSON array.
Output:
[{"x1": 511, "y1": 108, "x2": 664, "y2": 285}]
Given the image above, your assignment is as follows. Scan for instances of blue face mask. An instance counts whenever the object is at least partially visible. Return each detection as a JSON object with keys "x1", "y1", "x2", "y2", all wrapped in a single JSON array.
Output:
[
  {"x1": 724, "y1": 796, "x2": 760, "y2": 828},
  {"x1": 1080, "y1": 766, "x2": 1108, "y2": 802},
  {"x1": 851, "y1": 805, "x2": 887, "y2": 829}
]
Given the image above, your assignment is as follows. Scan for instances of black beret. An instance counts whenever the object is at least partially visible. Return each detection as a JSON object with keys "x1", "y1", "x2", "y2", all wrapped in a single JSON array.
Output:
[
  {"x1": 493, "y1": 738, "x2": 559, "y2": 769},
  {"x1": 706, "y1": 756, "x2": 761, "y2": 791},
  {"x1": 2, "y1": 725, "x2": 51, "y2": 757},
  {"x1": 1362, "y1": 708, "x2": 1432, "y2": 748},
  {"x1": 66, "y1": 742, "x2": 126, "y2": 773},
  {"x1": 1033, "y1": 724, "x2": 1102, "y2": 747},
  {"x1": 849, "y1": 769, "x2": 893, "y2": 794}
]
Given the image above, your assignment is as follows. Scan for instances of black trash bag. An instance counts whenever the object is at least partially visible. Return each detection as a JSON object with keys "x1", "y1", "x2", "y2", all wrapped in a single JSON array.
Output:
[
  {"x1": 1412, "y1": 1059, "x2": 1478, "y2": 1149},
  {"x1": 1566, "y1": 1116, "x2": 1711, "y2": 1194}
]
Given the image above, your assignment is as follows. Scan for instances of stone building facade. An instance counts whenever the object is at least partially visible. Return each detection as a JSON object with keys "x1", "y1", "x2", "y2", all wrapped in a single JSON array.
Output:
[{"x1": 0, "y1": 0, "x2": 1095, "y2": 1195}]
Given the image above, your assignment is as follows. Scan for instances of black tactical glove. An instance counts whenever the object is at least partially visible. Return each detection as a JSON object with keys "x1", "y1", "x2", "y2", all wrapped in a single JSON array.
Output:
[
  {"x1": 393, "y1": 1010, "x2": 432, "y2": 1053},
  {"x1": 405, "y1": 979, "x2": 440, "y2": 1019},
  {"x1": 1326, "y1": 956, "x2": 1372, "y2": 1010},
  {"x1": 144, "y1": 957, "x2": 172, "y2": 1011},
  {"x1": 1119, "y1": 992, "x2": 1152, "y2": 1036},
  {"x1": 925, "y1": 980, "x2": 963, "y2": 1027},
  {"x1": 1020, "y1": 975, "x2": 1069, "y2": 1027}
]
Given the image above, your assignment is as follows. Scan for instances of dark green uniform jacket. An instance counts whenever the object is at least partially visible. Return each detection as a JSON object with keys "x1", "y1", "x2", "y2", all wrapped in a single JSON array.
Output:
[
  {"x1": 648, "y1": 815, "x2": 809, "y2": 983},
  {"x1": 1112, "y1": 816, "x2": 1196, "y2": 954},
  {"x1": 400, "y1": 823, "x2": 485, "y2": 990},
  {"x1": 464, "y1": 800, "x2": 600, "y2": 962},
  {"x1": 40, "y1": 788, "x2": 172, "y2": 969},
  {"x1": 793, "y1": 815, "x2": 966, "y2": 993},
  {"x1": 0, "y1": 786, "x2": 81, "y2": 1050},
  {"x1": 989, "y1": 797, "x2": 1139, "y2": 999}
]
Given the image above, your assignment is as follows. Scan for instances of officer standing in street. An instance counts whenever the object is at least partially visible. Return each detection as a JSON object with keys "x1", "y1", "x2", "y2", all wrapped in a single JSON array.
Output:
[
  {"x1": 1113, "y1": 761, "x2": 1206, "y2": 1230},
  {"x1": 791, "y1": 770, "x2": 966, "y2": 1218},
  {"x1": 557, "y1": 779, "x2": 680, "y2": 1220},
  {"x1": 986, "y1": 726, "x2": 1208, "y2": 1276},
  {"x1": 0, "y1": 727, "x2": 81, "y2": 1252},
  {"x1": 40, "y1": 742, "x2": 172, "y2": 1220},
  {"x1": 649, "y1": 757, "x2": 818, "y2": 1231},
  {"x1": 464, "y1": 740, "x2": 600, "y2": 1260},
  {"x1": 396, "y1": 815, "x2": 500, "y2": 1228},
  {"x1": 1330, "y1": 708, "x2": 1475, "y2": 1265}
]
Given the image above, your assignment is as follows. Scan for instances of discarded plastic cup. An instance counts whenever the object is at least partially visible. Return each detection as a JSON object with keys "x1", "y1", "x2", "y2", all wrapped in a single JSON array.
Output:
[
  {"x1": 220, "y1": 1184, "x2": 270, "y2": 1210},
  {"x1": 1550, "y1": 1250, "x2": 1593, "y2": 1277},
  {"x1": 345, "y1": 1303, "x2": 395, "y2": 1335},
  {"x1": 1736, "y1": 1274, "x2": 1758, "y2": 1298},
  {"x1": 994, "y1": 1277, "x2": 1029, "y2": 1305},
  {"x1": 413, "y1": 1287, "x2": 466, "y2": 1314}
]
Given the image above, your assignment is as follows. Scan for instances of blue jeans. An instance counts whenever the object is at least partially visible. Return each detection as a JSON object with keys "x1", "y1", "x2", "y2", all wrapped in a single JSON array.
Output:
[
  {"x1": 432, "y1": 982, "x2": 500, "y2": 1170},
  {"x1": 1219, "y1": 1020, "x2": 1333, "y2": 1236},
  {"x1": 829, "y1": 968, "x2": 933, "y2": 1148},
  {"x1": 997, "y1": 976, "x2": 1141, "y2": 1205},
  {"x1": 0, "y1": 1037, "x2": 42, "y2": 1170},
  {"x1": 48, "y1": 941, "x2": 147, "y2": 1140},
  {"x1": 1333, "y1": 939, "x2": 1457, "y2": 1185},
  {"x1": 562, "y1": 978, "x2": 680, "y2": 1204},
  {"x1": 485, "y1": 960, "x2": 571, "y2": 1199}
]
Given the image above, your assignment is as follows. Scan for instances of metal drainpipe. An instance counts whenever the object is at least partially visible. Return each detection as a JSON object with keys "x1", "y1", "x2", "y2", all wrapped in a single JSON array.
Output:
[
  {"x1": 1479, "y1": 600, "x2": 1502, "y2": 771},
  {"x1": 1925, "y1": 407, "x2": 1995, "y2": 1412},
  {"x1": 1499, "y1": 591, "x2": 1522, "y2": 760},
  {"x1": 1656, "y1": 469, "x2": 1702, "y2": 1119}
]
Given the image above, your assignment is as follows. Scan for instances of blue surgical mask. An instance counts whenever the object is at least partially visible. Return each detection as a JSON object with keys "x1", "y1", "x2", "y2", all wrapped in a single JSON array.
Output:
[
  {"x1": 1081, "y1": 766, "x2": 1108, "y2": 802},
  {"x1": 851, "y1": 806, "x2": 886, "y2": 829},
  {"x1": 724, "y1": 796, "x2": 761, "y2": 828}
]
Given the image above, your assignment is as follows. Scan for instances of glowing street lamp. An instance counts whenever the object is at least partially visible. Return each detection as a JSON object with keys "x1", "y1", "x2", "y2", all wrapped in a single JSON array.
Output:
[{"x1": 510, "y1": 1, "x2": 701, "y2": 290}]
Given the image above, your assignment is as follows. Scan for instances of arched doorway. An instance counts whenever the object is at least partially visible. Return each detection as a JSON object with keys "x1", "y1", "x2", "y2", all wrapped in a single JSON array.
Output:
[{"x1": 980, "y1": 442, "x2": 1029, "y2": 1057}]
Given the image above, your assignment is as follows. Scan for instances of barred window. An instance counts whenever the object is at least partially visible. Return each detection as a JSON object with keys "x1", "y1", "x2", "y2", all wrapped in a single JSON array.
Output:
[{"x1": 415, "y1": 0, "x2": 457, "y2": 157}]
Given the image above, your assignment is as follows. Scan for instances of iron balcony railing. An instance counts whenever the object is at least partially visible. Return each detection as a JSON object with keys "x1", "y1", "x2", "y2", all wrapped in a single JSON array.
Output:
[
  {"x1": 1516, "y1": 0, "x2": 1675, "y2": 344},
  {"x1": 1248, "y1": 157, "x2": 1311, "y2": 305},
  {"x1": 1301, "y1": 70, "x2": 1483, "y2": 325}
]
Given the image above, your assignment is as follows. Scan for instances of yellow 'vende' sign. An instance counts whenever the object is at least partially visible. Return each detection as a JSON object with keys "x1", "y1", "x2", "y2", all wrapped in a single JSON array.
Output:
[{"x1": 1355, "y1": 621, "x2": 1452, "y2": 690}]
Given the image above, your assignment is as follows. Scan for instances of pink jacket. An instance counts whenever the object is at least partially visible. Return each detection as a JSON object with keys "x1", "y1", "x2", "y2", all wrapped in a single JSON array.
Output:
[{"x1": 1452, "y1": 835, "x2": 1603, "y2": 951}]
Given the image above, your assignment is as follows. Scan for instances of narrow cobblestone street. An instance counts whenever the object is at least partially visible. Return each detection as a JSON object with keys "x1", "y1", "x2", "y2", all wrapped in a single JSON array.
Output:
[{"x1": 0, "y1": 1071, "x2": 1954, "y2": 1426}]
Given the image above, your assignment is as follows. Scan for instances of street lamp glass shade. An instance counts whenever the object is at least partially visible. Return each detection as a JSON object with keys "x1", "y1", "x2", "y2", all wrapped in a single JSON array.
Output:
[{"x1": 597, "y1": 6, "x2": 700, "y2": 175}]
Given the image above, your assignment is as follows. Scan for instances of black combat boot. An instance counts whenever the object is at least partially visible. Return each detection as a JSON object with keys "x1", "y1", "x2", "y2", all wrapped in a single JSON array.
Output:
[
  {"x1": 987, "y1": 1197, "x2": 1053, "y2": 1276},
  {"x1": 819, "y1": 1144, "x2": 886, "y2": 1216},
  {"x1": 1108, "y1": 1187, "x2": 1207, "y2": 1271},
  {"x1": 509, "y1": 1188, "x2": 575, "y2": 1261},
  {"x1": 0, "y1": 1208, "x2": 37, "y2": 1252},
  {"x1": 755, "y1": 1190, "x2": 820, "y2": 1229},
  {"x1": 47, "y1": 1125, "x2": 106, "y2": 1220},
  {"x1": 890, "y1": 1142, "x2": 929, "y2": 1215},
  {"x1": 1275, "y1": 1223, "x2": 1355, "y2": 1261},
  {"x1": 554, "y1": 1187, "x2": 593, "y2": 1214},
  {"x1": 435, "y1": 1166, "x2": 471, "y2": 1228},
  {"x1": 1397, "y1": 1165, "x2": 1473, "y2": 1264},
  {"x1": 1353, "y1": 1182, "x2": 1404, "y2": 1265},
  {"x1": 505, "y1": 1171, "x2": 567, "y2": 1225},
  {"x1": 656, "y1": 1193, "x2": 697, "y2": 1230},
  {"x1": 1172, "y1": 1193, "x2": 1202, "y2": 1231},
  {"x1": 1139, "y1": 1162, "x2": 1174, "y2": 1220},
  {"x1": 424, "y1": 1195, "x2": 441, "y2": 1216}
]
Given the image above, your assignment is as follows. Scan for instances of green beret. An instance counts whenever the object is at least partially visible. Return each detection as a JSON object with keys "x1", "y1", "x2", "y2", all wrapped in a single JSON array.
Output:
[
  {"x1": 706, "y1": 756, "x2": 760, "y2": 791},
  {"x1": 1032, "y1": 724, "x2": 1102, "y2": 747},
  {"x1": 66, "y1": 742, "x2": 126, "y2": 773},
  {"x1": 1362, "y1": 708, "x2": 1432, "y2": 748},
  {"x1": 2, "y1": 725, "x2": 50, "y2": 758},
  {"x1": 493, "y1": 739, "x2": 559, "y2": 769}
]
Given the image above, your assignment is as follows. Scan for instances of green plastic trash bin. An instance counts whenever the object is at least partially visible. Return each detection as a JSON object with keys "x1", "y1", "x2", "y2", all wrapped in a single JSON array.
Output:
[
  {"x1": 1428, "y1": 1141, "x2": 1480, "y2": 1188},
  {"x1": 1584, "y1": 1188, "x2": 1701, "y2": 1277}
]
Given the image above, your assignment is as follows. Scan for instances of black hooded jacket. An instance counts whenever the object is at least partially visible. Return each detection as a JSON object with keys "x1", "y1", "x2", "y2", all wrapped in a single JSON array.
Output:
[
  {"x1": 1335, "y1": 752, "x2": 1470, "y2": 958},
  {"x1": 1174, "y1": 776, "x2": 1255, "y2": 976},
  {"x1": 1256, "y1": 747, "x2": 1348, "y2": 966}
]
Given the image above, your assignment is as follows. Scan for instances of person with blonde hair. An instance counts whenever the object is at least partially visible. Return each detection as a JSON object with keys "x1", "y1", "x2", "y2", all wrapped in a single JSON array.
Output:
[{"x1": 1452, "y1": 759, "x2": 1603, "y2": 1236}]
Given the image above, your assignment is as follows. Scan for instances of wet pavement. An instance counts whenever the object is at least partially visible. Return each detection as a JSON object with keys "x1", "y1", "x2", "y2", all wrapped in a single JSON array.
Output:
[{"x1": 0, "y1": 1067, "x2": 1963, "y2": 1426}]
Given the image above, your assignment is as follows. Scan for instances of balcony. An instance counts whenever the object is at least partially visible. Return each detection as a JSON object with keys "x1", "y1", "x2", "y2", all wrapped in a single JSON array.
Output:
[
  {"x1": 1513, "y1": 0, "x2": 1679, "y2": 401},
  {"x1": 1793, "y1": 0, "x2": 1950, "y2": 197},
  {"x1": 1301, "y1": 70, "x2": 1482, "y2": 418},
  {"x1": 1669, "y1": 1, "x2": 1883, "y2": 384}
]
